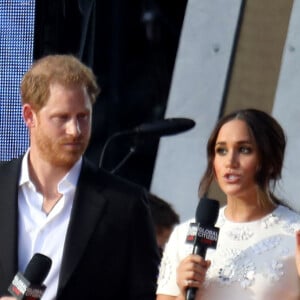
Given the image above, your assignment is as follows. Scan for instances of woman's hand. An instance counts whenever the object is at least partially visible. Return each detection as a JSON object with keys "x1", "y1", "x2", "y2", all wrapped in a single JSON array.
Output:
[{"x1": 176, "y1": 254, "x2": 211, "y2": 298}]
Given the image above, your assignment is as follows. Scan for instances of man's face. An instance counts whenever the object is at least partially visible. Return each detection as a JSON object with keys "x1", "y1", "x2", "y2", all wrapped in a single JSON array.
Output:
[{"x1": 28, "y1": 82, "x2": 92, "y2": 169}]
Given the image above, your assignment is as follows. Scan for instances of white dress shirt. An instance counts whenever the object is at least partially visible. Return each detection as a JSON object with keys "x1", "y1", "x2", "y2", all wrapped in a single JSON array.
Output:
[{"x1": 18, "y1": 150, "x2": 82, "y2": 300}]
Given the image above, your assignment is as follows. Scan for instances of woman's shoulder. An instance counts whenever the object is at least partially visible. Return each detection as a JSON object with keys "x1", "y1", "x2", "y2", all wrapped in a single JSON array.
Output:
[{"x1": 276, "y1": 204, "x2": 300, "y2": 222}]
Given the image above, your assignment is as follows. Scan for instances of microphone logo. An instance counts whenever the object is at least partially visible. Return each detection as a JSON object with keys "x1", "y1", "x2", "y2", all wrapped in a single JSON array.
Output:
[
  {"x1": 8, "y1": 253, "x2": 52, "y2": 300},
  {"x1": 185, "y1": 223, "x2": 198, "y2": 244},
  {"x1": 10, "y1": 273, "x2": 28, "y2": 295},
  {"x1": 185, "y1": 223, "x2": 219, "y2": 250},
  {"x1": 196, "y1": 225, "x2": 219, "y2": 248},
  {"x1": 8, "y1": 272, "x2": 46, "y2": 299}
]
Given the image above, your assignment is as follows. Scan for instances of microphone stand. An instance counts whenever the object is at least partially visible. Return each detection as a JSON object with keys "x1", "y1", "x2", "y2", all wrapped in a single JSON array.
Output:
[
  {"x1": 98, "y1": 117, "x2": 196, "y2": 174},
  {"x1": 110, "y1": 146, "x2": 136, "y2": 174},
  {"x1": 98, "y1": 131, "x2": 138, "y2": 174}
]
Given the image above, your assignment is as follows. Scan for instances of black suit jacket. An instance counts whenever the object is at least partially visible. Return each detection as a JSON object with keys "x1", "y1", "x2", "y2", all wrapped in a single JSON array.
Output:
[{"x1": 0, "y1": 157, "x2": 160, "y2": 299}]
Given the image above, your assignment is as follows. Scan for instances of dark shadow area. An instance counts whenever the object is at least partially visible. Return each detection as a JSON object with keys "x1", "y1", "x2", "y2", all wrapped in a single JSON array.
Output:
[{"x1": 34, "y1": 0, "x2": 188, "y2": 188}]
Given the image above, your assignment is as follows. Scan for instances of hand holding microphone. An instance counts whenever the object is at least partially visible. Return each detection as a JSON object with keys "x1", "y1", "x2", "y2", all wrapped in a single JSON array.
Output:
[
  {"x1": 181, "y1": 197, "x2": 220, "y2": 300},
  {"x1": 7, "y1": 253, "x2": 52, "y2": 300},
  {"x1": 176, "y1": 253, "x2": 211, "y2": 300}
]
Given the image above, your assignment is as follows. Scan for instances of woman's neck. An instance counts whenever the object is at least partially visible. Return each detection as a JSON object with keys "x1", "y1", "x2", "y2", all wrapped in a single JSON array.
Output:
[{"x1": 225, "y1": 198, "x2": 276, "y2": 222}]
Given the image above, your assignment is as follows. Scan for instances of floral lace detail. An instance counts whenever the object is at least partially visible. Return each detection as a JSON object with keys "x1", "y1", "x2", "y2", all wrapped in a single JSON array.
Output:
[
  {"x1": 208, "y1": 250, "x2": 288, "y2": 290},
  {"x1": 216, "y1": 259, "x2": 256, "y2": 288},
  {"x1": 207, "y1": 231, "x2": 292, "y2": 290},
  {"x1": 221, "y1": 247, "x2": 245, "y2": 260},
  {"x1": 251, "y1": 236, "x2": 281, "y2": 254},
  {"x1": 227, "y1": 226, "x2": 254, "y2": 241},
  {"x1": 217, "y1": 263, "x2": 235, "y2": 284},
  {"x1": 271, "y1": 207, "x2": 300, "y2": 234},
  {"x1": 238, "y1": 260, "x2": 256, "y2": 288},
  {"x1": 282, "y1": 217, "x2": 300, "y2": 234},
  {"x1": 261, "y1": 213, "x2": 279, "y2": 229},
  {"x1": 263, "y1": 260, "x2": 284, "y2": 281},
  {"x1": 205, "y1": 207, "x2": 294, "y2": 291},
  {"x1": 157, "y1": 256, "x2": 173, "y2": 287}
]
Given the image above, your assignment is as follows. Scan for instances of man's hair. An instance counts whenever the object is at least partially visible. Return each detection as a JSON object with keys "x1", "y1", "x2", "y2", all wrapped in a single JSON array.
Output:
[
  {"x1": 21, "y1": 54, "x2": 100, "y2": 111},
  {"x1": 149, "y1": 193, "x2": 180, "y2": 233}
]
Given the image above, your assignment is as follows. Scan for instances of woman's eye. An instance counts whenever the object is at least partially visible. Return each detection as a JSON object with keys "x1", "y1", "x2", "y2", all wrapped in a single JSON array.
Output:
[
  {"x1": 240, "y1": 146, "x2": 252, "y2": 154},
  {"x1": 215, "y1": 147, "x2": 227, "y2": 155}
]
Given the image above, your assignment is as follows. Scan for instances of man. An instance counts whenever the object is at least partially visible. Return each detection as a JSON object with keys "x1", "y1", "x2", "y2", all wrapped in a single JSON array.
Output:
[{"x1": 0, "y1": 54, "x2": 159, "y2": 299}]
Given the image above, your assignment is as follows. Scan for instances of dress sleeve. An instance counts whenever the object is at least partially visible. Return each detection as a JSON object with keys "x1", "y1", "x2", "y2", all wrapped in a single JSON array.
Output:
[{"x1": 156, "y1": 223, "x2": 184, "y2": 296}]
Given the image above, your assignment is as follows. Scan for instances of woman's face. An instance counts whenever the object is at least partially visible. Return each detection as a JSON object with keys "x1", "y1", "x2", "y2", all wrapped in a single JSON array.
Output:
[{"x1": 213, "y1": 119, "x2": 260, "y2": 200}]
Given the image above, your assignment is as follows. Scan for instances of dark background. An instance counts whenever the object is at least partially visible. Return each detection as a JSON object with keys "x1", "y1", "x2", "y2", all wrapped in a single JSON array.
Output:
[{"x1": 33, "y1": 0, "x2": 187, "y2": 188}]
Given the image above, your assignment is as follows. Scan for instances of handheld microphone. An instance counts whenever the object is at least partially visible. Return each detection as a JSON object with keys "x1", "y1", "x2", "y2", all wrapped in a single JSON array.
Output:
[
  {"x1": 185, "y1": 197, "x2": 220, "y2": 300},
  {"x1": 8, "y1": 253, "x2": 52, "y2": 300},
  {"x1": 121, "y1": 117, "x2": 196, "y2": 137}
]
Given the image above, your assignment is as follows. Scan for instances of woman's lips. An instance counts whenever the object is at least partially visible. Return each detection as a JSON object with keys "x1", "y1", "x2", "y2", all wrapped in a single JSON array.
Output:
[{"x1": 223, "y1": 173, "x2": 241, "y2": 183}]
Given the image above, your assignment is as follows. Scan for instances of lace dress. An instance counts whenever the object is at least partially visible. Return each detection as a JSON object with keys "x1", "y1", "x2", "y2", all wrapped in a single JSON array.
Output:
[{"x1": 157, "y1": 205, "x2": 300, "y2": 300}]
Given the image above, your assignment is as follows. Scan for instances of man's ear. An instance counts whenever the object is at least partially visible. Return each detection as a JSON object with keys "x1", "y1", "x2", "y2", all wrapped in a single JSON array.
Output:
[{"x1": 23, "y1": 104, "x2": 36, "y2": 128}]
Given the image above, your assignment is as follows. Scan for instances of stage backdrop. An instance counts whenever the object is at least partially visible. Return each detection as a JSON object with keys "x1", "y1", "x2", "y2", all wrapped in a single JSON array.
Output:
[
  {"x1": 0, "y1": 0, "x2": 35, "y2": 161},
  {"x1": 151, "y1": 0, "x2": 298, "y2": 221}
]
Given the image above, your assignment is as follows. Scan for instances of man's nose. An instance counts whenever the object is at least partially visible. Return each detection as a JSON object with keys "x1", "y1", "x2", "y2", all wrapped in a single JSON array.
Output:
[{"x1": 66, "y1": 119, "x2": 81, "y2": 136}]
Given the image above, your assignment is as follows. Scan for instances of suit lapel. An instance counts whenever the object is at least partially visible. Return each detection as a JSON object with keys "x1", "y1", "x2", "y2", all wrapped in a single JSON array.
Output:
[
  {"x1": 0, "y1": 159, "x2": 21, "y2": 289},
  {"x1": 57, "y1": 160, "x2": 108, "y2": 295}
]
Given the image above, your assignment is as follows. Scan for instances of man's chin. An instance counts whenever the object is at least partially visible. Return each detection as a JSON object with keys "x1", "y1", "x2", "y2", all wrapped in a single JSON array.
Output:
[{"x1": 50, "y1": 153, "x2": 82, "y2": 169}]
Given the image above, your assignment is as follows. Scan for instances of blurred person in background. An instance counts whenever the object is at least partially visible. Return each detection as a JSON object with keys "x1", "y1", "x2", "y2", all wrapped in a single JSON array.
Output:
[{"x1": 149, "y1": 193, "x2": 180, "y2": 257}]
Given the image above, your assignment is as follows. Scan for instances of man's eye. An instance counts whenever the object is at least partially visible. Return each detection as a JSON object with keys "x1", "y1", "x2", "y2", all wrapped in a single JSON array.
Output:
[
  {"x1": 54, "y1": 116, "x2": 66, "y2": 121},
  {"x1": 78, "y1": 114, "x2": 89, "y2": 121}
]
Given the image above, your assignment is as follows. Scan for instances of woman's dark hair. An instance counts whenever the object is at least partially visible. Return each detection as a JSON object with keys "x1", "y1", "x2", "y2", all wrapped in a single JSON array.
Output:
[{"x1": 198, "y1": 108, "x2": 286, "y2": 204}]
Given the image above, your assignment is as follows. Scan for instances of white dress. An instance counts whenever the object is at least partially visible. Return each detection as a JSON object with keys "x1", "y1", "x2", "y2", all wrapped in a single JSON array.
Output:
[{"x1": 157, "y1": 205, "x2": 300, "y2": 300}]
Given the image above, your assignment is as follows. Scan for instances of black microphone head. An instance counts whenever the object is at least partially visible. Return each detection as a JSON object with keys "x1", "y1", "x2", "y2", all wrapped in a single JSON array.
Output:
[
  {"x1": 24, "y1": 253, "x2": 52, "y2": 285},
  {"x1": 195, "y1": 197, "x2": 219, "y2": 226},
  {"x1": 134, "y1": 117, "x2": 196, "y2": 136}
]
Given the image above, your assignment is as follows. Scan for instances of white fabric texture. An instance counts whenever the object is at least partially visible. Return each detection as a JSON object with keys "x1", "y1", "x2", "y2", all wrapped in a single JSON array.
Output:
[
  {"x1": 18, "y1": 151, "x2": 81, "y2": 300},
  {"x1": 157, "y1": 205, "x2": 300, "y2": 299}
]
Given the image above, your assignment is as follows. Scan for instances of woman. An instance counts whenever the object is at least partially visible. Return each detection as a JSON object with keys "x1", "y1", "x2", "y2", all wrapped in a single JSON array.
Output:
[{"x1": 156, "y1": 108, "x2": 300, "y2": 300}]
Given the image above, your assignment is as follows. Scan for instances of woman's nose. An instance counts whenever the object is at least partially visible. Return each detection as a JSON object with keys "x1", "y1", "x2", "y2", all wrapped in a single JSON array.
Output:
[{"x1": 226, "y1": 150, "x2": 238, "y2": 167}]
